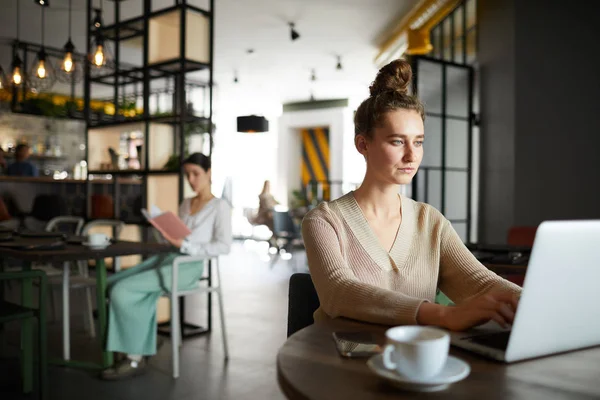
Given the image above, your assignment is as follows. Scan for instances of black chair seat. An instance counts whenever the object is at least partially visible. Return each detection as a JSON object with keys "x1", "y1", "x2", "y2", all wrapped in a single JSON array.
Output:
[
  {"x1": 287, "y1": 273, "x2": 320, "y2": 337},
  {"x1": 0, "y1": 300, "x2": 35, "y2": 323}
]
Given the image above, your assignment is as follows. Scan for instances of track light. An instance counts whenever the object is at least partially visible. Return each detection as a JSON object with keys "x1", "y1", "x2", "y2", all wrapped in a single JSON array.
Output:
[
  {"x1": 289, "y1": 22, "x2": 300, "y2": 41},
  {"x1": 93, "y1": 8, "x2": 104, "y2": 29},
  {"x1": 336, "y1": 55, "x2": 343, "y2": 71},
  {"x1": 34, "y1": 0, "x2": 49, "y2": 6}
]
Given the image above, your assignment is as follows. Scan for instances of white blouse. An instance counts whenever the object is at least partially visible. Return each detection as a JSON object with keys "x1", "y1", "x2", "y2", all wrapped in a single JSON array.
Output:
[{"x1": 178, "y1": 197, "x2": 232, "y2": 257}]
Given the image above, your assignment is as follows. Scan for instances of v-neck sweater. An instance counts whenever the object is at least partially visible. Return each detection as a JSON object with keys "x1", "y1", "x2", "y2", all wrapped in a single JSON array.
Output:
[
  {"x1": 178, "y1": 197, "x2": 232, "y2": 257},
  {"x1": 301, "y1": 192, "x2": 521, "y2": 326}
]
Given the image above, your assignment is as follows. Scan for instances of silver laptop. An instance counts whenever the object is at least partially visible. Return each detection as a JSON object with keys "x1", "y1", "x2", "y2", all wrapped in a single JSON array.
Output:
[{"x1": 450, "y1": 220, "x2": 600, "y2": 363}]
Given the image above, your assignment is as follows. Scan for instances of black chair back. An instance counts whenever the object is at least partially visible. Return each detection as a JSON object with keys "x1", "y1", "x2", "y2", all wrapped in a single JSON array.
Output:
[
  {"x1": 287, "y1": 273, "x2": 320, "y2": 337},
  {"x1": 273, "y1": 211, "x2": 299, "y2": 240},
  {"x1": 30, "y1": 195, "x2": 68, "y2": 222}
]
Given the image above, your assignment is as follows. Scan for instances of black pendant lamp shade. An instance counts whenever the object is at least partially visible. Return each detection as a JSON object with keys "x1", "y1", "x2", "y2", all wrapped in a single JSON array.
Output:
[{"x1": 237, "y1": 115, "x2": 269, "y2": 133}]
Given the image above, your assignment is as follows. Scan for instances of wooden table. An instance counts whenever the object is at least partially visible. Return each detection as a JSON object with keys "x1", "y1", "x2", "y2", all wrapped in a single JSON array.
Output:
[
  {"x1": 0, "y1": 239, "x2": 174, "y2": 381},
  {"x1": 277, "y1": 318, "x2": 600, "y2": 399}
]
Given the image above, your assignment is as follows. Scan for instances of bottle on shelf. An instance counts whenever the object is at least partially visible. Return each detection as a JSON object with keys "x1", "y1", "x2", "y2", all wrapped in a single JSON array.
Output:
[{"x1": 80, "y1": 160, "x2": 88, "y2": 179}]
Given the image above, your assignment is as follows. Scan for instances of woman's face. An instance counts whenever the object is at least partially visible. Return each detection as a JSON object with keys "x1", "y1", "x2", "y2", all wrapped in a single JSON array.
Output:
[
  {"x1": 355, "y1": 109, "x2": 424, "y2": 186},
  {"x1": 184, "y1": 163, "x2": 211, "y2": 193}
]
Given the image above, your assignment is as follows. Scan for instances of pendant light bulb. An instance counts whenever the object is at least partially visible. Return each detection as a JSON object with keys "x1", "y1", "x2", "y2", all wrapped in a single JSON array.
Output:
[
  {"x1": 36, "y1": 59, "x2": 47, "y2": 79},
  {"x1": 63, "y1": 52, "x2": 74, "y2": 73},
  {"x1": 13, "y1": 67, "x2": 22, "y2": 86},
  {"x1": 93, "y1": 44, "x2": 105, "y2": 67},
  {"x1": 61, "y1": 39, "x2": 76, "y2": 74}
]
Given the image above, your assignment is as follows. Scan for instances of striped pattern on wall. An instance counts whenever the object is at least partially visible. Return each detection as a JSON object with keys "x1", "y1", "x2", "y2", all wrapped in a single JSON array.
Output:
[{"x1": 301, "y1": 127, "x2": 330, "y2": 201}]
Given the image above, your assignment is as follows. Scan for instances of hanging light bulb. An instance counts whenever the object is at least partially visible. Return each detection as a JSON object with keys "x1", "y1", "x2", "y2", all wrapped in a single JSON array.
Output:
[
  {"x1": 36, "y1": 55, "x2": 47, "y2": 79},
  {"x1": 28, "y1": 7, "x2": 55, "y2": 91},
  {"x1": 11, "y1": 55, "x2": 23, "y2": 86},
  {"x1": 10, "y1": 0, "x2": 24, "y2": 87},
  {"x1": 57, "y1": 0, "x2": 82, "y2": 84},
  {"x1": 90, "y1": 30, "x2": 113, "y2": 71},
  {"x1": 92, "y1": 35, "x2": 106, "y2": 67},
  {"x1": 336, "y1": 55, "x2": 343, "y2": 71},
  {"x1": 63, "y1": 47, "x2": 74, "y2": 73},
  {"x1": 34, "y1": 0, "x2": 50, "y2": 6}
]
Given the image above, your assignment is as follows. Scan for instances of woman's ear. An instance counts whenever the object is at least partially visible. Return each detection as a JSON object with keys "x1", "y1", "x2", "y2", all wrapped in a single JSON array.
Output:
[{"x1": 355, "y1": 134, "x2": 368, "y2": 157}]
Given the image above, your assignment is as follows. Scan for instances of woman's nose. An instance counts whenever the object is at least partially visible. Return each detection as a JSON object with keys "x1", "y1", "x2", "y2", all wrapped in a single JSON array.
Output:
[{"x1": 403, "y1": 146, "x2": 415, "y2": 162}]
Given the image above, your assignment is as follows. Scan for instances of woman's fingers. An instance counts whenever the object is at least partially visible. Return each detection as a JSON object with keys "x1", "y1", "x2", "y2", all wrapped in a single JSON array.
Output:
[
  {"x1": 490, "y1": 291, "x2": 520, "y2": 310},
  {"x1": 490, "y1": 312, "x2": 510, "y2": 329},
  {"x1": 496, "y1": 303, "x2": 515, "y2": 324}
]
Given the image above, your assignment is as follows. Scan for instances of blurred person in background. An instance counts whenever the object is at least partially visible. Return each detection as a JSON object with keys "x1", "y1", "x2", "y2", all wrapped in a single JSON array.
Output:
[{"x1": 7, "y1": 144, "x2": 39, "y2": 177}]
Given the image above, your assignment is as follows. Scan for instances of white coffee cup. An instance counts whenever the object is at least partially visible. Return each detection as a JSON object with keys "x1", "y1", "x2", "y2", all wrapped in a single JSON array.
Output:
[
  {"x1": 382, "y1": 326, "x2": 450, "y2": 380},
  {"x1": 88, "y1": 233, "x2": 110, "y2": 247}
]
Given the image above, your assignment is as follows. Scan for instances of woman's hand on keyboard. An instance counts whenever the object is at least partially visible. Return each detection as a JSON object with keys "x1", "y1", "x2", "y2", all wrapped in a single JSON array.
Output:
[{"x1": 439, "y1": 290, "x2": 519, "y2": 331}]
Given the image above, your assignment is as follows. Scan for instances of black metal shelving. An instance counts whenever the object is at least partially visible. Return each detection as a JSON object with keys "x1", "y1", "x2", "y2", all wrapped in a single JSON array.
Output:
[
  {"x1": 84, "y1": 0, "x2": 215, "y2": 220},
  {"x1": 83, "y1": 0, "x2": 216, "y2": 340}
]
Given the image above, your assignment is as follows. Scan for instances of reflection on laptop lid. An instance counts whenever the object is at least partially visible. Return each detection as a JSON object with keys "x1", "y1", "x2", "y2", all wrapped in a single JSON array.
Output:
[{"x1": 450, "y1": 220, "x2": 600, "y2": 362}]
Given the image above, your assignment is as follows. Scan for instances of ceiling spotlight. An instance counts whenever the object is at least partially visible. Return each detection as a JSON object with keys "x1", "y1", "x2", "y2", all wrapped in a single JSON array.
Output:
[
  {"x1": 311, "y1": 69, "x2": 316, "y2": 82},
  {"x1": 93, "y1": 8, "x2": 104, "y2": 29},
  {"x1": 289, "y1": 22, "x2": 300, "y2": 41},
  {"x1": 34, "y1": 0, "x2": 49, "y2": 6},
  {"x1": 233, "y1": 71, "x2": 239, "y2": 83},
  {"x1": 336, "y1": 55, "x2": 343, "y2": 71}
]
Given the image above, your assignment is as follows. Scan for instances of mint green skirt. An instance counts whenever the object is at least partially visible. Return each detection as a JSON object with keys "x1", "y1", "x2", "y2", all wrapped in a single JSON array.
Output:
[{"x1": 105, "y1": 253, "x2": 204, "y2": 355}]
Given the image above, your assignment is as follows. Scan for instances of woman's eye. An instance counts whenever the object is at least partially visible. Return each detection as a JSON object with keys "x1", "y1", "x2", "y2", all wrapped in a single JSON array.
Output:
[
  {"x1": 415, "y1": 141, "x2": 424, "y2": 147},
  {"x1": 392, "y1": 140, "x2": 404, "y2": 145}
]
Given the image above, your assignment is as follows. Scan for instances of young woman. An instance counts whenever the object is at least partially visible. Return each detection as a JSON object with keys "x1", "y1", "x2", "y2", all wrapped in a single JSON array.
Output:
[
  {"x1": 302, "y1": 59, "x2": 520, "y2": 332},
  {"x1": 101, "y1": 153, "x2": 232, "y2": 380}
]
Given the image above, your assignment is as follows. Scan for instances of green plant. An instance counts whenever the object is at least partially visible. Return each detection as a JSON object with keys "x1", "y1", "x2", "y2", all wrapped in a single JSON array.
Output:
[{"x1": 290, "y1": 189, "x2": 308, "y2": 209}]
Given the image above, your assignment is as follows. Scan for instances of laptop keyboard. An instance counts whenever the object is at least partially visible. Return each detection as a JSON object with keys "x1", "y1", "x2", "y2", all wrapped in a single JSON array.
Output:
[{"x1": 467, "y1": 331, "x2": 511, "y2": 350}]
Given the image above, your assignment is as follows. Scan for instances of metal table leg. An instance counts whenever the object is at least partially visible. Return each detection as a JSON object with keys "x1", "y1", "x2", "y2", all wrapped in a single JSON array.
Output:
[
  {"x1": 21, "y1": 261, "x2": 33, "y2": 393},
  {"x1": 95, "y1": 258, "x2": 113, "y2": 368},
  {"x1": 62, "y1": 261, "x2": 70, "y2": 361}
]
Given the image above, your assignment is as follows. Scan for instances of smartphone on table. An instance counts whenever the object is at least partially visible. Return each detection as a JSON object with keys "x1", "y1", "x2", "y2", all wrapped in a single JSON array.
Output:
[{"x1": 332, "y1": 331, "x2": 382, "y2": 358}]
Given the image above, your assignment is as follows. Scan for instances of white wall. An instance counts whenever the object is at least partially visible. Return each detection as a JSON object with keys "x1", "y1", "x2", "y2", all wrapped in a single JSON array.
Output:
[{"x1": 277, "y1": 106, "x2": 363, "y2": 206}]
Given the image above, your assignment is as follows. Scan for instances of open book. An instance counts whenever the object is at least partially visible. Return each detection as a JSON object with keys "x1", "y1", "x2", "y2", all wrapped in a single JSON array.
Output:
[{"x1": 141, "y1": 205, "x2": 191, "y2": 240}]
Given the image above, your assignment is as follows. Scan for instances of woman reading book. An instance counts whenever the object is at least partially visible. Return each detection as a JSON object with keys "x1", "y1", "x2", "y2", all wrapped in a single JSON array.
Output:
[
  {"x1": 302, "y1": 59, "x2": 521, "y2": 332},
  {"x1": 101, "y1": 152, "x2": 232, "y2": 380}
]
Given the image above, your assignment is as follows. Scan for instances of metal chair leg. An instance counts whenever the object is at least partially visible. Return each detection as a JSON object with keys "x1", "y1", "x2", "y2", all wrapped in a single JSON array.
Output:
[
  {"x1": 170, "y1": 294, "x2": 180, "y2": 379},
  {"x1": 39, "y1": 294, "x2": 48, "y2": 400},
  {"x1": 215, "y1": 264, "x2": 229, "y2": 360}
]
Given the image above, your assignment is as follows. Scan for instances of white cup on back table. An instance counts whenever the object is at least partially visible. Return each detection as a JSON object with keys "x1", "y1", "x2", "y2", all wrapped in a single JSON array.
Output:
[
  {"x1": 382, "y1": 326, "x2": 450, "y2": 380},
  {"x1": 88, "y1": 233, "x2": 110, "y2": 247}
]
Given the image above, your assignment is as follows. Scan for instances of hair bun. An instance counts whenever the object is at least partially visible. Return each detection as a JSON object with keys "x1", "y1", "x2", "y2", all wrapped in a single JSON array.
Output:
[{"x1": 369, "y1": 59, "x2": 412, "y2": 97}]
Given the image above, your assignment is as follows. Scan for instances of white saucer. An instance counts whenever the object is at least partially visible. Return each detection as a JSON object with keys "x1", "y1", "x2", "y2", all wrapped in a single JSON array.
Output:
[
  {"x1": 82, "y1": 242, "x2": 110, "y2": 250},
  {"x1": 367, "y1": 354, "x2": 470, "y2": 392}
]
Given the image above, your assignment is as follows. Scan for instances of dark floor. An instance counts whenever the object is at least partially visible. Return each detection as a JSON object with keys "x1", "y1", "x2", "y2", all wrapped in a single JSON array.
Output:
[{"x1": 1, "y1": 241, "x2": 307, "y2": 400}]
